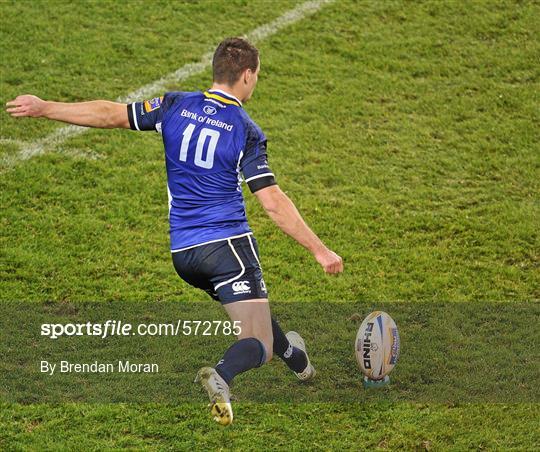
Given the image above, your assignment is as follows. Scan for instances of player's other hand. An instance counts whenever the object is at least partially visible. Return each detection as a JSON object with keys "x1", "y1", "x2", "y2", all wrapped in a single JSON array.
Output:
[
  {"x1": 6, "y1": 95, "x2": 47, "y2": 117},
  {"x1": 314, "y1": 247, "x2": 343, "y2": 274}
]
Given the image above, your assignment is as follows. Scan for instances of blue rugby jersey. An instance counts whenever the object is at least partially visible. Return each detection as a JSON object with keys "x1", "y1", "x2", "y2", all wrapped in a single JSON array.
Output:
[{"x1": 127, "y1": 89, "x2": 276, "y2": 251}]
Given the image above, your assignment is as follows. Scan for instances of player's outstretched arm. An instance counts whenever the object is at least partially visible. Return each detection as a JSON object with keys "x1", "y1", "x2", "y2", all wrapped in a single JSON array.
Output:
[
  {"x1": 254, "y1": 185, "x2": 343, "y2": 274},
  {"x1": 5, "y1": 94, "x2": 130, "y2": 129}
]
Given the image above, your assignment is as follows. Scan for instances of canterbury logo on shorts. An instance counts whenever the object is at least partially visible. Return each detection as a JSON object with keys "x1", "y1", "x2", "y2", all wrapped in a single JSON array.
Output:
[{"x1": 232, "y1": 281, "x2": 251, "y2": 295}]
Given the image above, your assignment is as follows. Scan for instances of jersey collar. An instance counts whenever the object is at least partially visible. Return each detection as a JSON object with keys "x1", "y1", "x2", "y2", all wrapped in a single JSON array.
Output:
[{"x1": 205, "y1": 89, "x2": 242, "y2": 107}]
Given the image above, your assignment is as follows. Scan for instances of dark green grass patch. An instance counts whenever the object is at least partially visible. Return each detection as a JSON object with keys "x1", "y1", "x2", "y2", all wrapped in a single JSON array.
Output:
[{"x1": 2, "y1": 403, "x2": 539, "y2": 450}]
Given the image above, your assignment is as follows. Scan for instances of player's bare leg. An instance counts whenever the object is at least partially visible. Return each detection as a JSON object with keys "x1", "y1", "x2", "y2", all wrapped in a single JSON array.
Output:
[
  {"x1": 225, "y1": 299, "x2": 314, "y2": 380},
  {"x1": 223, "y1": 298, "x2": 274, "y2": 361}
]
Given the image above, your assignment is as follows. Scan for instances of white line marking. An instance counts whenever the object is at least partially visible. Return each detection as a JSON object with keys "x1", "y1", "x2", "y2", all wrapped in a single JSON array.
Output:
[
  {"x1": 1, "y1": 0, "x2": 334, "y2": 170},
  {"x1": 0, "y1": 138, "x2": 26, "y2": 147}
]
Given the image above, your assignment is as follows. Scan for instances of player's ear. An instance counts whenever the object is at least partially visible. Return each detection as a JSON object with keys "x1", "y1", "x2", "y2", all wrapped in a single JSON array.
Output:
[{"x1": 243, "y1": 68, "x2": 252, "y2": 84}]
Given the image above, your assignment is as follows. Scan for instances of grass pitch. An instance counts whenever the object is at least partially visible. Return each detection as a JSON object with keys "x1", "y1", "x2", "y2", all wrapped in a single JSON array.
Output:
[{"x1": 1, "y1": 0, "x2": 539, "y2": 449}]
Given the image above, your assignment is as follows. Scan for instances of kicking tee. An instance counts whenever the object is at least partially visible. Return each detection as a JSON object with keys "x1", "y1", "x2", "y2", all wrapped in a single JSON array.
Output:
[{"x1": 127, "y1": 90, "x2": 276, "y2": 251}]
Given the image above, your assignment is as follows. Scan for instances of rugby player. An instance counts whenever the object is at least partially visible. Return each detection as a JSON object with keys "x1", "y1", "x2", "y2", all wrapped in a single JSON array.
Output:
[{"x1": 6, "y1": 37, "x2": 343, "y2": 425}]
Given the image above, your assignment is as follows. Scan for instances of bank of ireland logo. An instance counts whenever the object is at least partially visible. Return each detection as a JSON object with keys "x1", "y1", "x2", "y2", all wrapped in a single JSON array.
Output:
[
  {"x1": 203, "y1": 105, "x2": 217, "y2": 115},
  {"x1": 232, "y1": 280, "x2": 251, "y2": 295}
]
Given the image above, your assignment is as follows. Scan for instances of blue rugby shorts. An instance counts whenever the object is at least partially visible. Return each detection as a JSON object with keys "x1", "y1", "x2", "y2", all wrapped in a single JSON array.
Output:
[{"x1": 171, "y1": 233, "x2": 268, "y2": 304}]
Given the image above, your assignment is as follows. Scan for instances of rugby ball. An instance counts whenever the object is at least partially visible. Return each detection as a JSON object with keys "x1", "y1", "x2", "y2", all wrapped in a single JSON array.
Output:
[{"x1": 355, "y1": 311, "x2": 400, "y2": 380}]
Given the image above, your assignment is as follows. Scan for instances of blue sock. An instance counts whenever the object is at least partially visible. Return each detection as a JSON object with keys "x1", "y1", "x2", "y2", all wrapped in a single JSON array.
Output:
[
  {"x1": 271, "y1": 318, "x2": 307, "y2": 373},
  {"x1": 215, "y1": 337, "x2": 266, "y2": 385}
]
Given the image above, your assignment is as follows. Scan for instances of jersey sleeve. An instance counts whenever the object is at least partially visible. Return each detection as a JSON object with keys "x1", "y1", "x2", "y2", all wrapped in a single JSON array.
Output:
[
  {"x1": 126, "y1": 96, "x2": 165, "y2": 132},
  {"x1": 240, "y1": 122, "x2": 277, "y2": 193}
]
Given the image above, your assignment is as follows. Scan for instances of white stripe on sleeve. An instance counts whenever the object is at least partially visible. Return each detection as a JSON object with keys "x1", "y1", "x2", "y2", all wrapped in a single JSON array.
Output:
[
  {"x1": 131, "y1": 103, "x2": 140, "y2": 131},
  {"x1": 244, "y1": 172, "x2": 274, "y2": 183}
]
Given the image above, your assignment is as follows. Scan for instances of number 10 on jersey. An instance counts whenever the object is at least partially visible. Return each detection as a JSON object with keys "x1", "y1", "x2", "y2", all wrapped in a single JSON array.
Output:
[{"x1": 180, "y1": 124, "x2": 220, "y2": 169}]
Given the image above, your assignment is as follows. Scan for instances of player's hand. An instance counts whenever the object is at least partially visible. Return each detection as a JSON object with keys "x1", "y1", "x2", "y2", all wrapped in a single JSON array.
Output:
[
  {"x1": 6, "y1": 95, "x2": 47, "y2": 117},
  {"x1": 314, "y1": 247, "x2": 343, "y2": 274}
]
